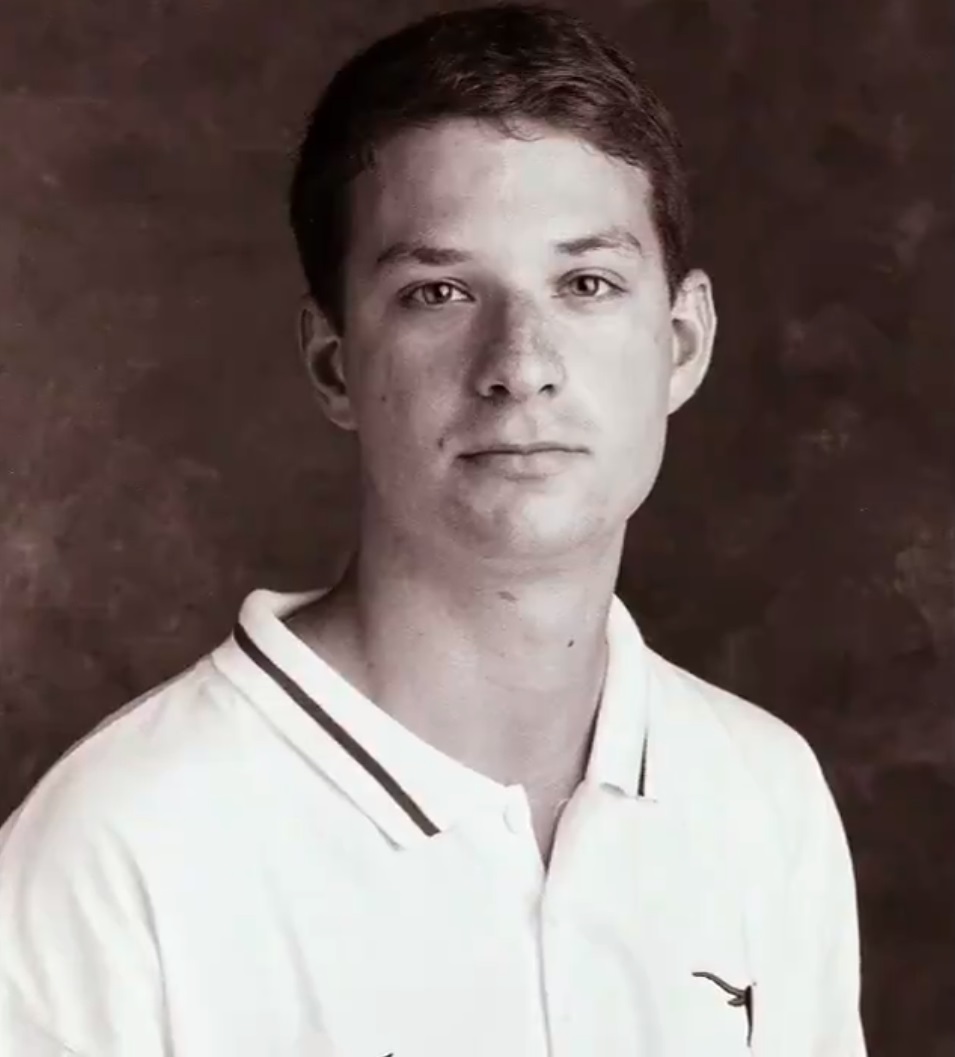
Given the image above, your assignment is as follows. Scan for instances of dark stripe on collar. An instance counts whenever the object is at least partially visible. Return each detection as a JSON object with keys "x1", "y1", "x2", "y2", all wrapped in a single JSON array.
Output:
[
  {"x1": 233, "y1": 623, "x2": 440, "y2": 837},
  {"x1": 637, "y1": 727, "x2": 649, "y2": 797}
]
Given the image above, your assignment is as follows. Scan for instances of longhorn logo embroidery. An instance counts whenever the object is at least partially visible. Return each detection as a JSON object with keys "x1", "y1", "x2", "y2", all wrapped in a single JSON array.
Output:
[{"x1": 692, "y1": 971, "x2": 754, "y2": 1045}]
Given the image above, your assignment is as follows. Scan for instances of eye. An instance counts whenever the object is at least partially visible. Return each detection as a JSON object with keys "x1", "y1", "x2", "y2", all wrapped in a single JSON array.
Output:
[
  {"x1": 564, "y1": 273, "x2": 622, "y2": 299},
  {"x1": 401, "y1": 281, "x2": 471, "y2": 308}
]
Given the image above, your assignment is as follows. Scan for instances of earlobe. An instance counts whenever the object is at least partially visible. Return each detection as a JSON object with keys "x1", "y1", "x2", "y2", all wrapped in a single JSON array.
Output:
[
  {"x1": 667, "y1": 269, "x2": 717, "y2": 415},
  {"x1": 298, "y1": 297, "x2": 357, "y2": 432}
]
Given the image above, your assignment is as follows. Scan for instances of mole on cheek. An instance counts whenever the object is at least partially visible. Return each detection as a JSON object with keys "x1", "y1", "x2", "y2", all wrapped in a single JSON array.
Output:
[{"x1": 498, "y1": 590, "x2": 517, "y2": 602}]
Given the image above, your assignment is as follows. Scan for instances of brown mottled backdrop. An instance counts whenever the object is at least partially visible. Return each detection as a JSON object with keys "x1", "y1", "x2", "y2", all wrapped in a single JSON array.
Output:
[{"x1": 1, "y1": 0, "x2": 952, "y2": 1052}]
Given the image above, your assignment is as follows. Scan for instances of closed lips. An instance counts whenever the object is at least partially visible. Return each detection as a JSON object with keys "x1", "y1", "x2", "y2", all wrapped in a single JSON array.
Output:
[{"x1": 463, "y1": 444, "x2": 585, "y2": 455}]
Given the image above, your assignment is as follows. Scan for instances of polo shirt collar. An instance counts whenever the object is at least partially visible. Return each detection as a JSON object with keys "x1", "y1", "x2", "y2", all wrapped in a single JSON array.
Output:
[
  {"x1": 586, "y1": 593, "x2": 655, "y2": 800},
  {"x1": 211, "y1": 587, "x2": 653, "y2": 849}
]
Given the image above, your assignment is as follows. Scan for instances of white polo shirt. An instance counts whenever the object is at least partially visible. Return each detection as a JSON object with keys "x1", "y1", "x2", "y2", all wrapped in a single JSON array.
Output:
[{"x1": 0, "y1": 588, "x2": 866, "y2": 1057}]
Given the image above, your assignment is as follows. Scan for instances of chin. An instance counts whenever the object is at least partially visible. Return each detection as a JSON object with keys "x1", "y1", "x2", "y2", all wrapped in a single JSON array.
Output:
[{"x1": 446, "y1": 506, "x2": 613, "y2": 563}]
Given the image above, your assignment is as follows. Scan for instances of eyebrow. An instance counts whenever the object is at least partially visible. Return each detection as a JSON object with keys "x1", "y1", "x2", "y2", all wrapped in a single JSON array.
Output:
[
  {"x1": 554, "y1": 227, "x2": 645, "y2": 257},
  {"x1": 373, "y1": 227, "x2": 644, "y2": 271},
  {"x1": 374, "y1": 242, "x2": 471, "y2": 270}
]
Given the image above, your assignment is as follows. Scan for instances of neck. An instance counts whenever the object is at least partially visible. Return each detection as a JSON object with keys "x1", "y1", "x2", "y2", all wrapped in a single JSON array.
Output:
[{"x1": 291, "y1": 519, "x2": 624, "y2": 788}]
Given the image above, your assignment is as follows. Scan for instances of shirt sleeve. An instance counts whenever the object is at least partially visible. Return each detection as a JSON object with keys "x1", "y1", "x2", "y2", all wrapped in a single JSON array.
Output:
[
  {"x1": 0, "y1": 782, "x2": 168, "y2": 1057},
  {"x1": 0, "y1": 983, "x2": 88, "y2": 1057},
  {"x1": 790, "y1": 745, "x2": 868, "y2": 1057}
]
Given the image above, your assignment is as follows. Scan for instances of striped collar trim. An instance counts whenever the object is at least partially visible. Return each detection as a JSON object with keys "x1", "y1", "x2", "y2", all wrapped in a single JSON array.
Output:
[
  {"x1": 232, "y1": 623, "x2": 441, "y2": 837},
  {"x1": 587, "y1": 594, "x2": 655, "y2": 800},
  {"x1": 212, "y1": 589, "x2": 505, "y2": 848},
  {"x1": 211, "y1": 588, "x2": 654, "y2": 847}
]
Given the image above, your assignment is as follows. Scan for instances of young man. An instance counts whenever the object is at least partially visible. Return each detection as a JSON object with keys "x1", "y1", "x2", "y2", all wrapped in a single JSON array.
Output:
[{"x1": 0, "y1": 5, "x2": 866, "y2": 1056}]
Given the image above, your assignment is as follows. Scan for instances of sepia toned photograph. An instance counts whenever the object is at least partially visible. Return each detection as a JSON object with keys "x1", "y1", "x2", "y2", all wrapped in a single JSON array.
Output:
[{"x1": 0, "y1": 2, "x2": 951, "y2": 1055}]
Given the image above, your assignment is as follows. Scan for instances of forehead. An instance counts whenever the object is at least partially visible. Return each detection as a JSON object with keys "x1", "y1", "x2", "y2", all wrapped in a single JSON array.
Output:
[{"x1": 347, "y1": 118, "x2": 659, "y2": 262}]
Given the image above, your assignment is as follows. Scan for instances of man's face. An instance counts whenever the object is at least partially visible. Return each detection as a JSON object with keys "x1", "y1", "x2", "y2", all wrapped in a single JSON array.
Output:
[{"x1": 308, "y1": 118, "x2": 714, "y2": 564}]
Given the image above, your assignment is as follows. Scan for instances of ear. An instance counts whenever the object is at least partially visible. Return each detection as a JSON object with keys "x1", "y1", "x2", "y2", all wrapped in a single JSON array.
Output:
[
  {"x1": 298, "y1": 296, "x2": 358, "y2": 432},
  {"x1": 667, "y1": 268, "x2": 717, "y2": 415}
]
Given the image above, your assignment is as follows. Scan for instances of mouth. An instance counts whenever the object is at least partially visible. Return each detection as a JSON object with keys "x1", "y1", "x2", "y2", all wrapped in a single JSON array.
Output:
[
  {"x1": 462, "y1": 442, "x2": 587, "y2": 457},
  {"x1": 458, "y1": 444, "x2": 587, "y2": 479}
]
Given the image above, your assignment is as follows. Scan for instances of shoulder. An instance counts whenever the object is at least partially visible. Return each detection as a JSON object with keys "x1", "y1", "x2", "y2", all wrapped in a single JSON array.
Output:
[
  {"x1": 649, "y1": 649, "x2": 820, "y2": 767},
  {"x1": 645, "y1": 649, "x2": 834, "y2": 850},
  {"x1": 0, "y1": 654, "x2": 246, "y2": 866},
  {"x1": 0, "y1": 665, "x2": 221, "y2": 1057}
]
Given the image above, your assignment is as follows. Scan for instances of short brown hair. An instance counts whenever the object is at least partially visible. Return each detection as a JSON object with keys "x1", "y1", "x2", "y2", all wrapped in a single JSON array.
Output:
[{"x1": 289, "y1": 3, "x2": 691, "y2": 331}]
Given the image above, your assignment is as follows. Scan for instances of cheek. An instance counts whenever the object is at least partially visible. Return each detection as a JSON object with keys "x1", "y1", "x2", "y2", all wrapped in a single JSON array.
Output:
[
  {"x1": 592, "y1": 324, "x2": 672, "y2": 435},
  {"x1": 611, "y1": 386, "x2": 669, "y2": 469},
  {"x1": 354, "y1": 345, "x2": 444, "y2": 456}
]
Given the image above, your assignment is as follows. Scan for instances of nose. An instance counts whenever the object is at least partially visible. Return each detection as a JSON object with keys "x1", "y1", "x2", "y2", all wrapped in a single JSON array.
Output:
[{"x1": 471, "y1": 294, "x2": 567, "y2": 402}]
